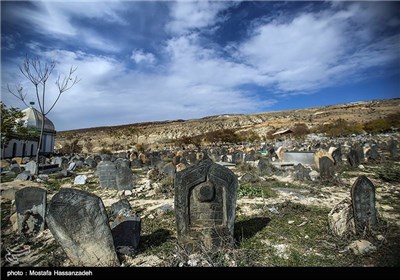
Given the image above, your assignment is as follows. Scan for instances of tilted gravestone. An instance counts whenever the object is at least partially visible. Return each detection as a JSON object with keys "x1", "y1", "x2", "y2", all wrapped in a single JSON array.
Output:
[
  {"x1": 46, "y1": 188, "x2": 119, "y2": 266},
  {"x1": 175, "y1": 159, "x2": 238, "y2": 251},
  {"x1": 15, "y1": 187, "x2": 47, "y2": 239},
  {"x1": 97, "y1": 160, "x2": 117, "y2": 189},
  {"x1": 351, "y1": 176, "x2": 377, "y2": 234},
  {"x1": 347, "y1": 149, "x2": 360, "y2": 167},
  {"x1": 319, "y1": 156, "x2": 335, "y2": 180}
]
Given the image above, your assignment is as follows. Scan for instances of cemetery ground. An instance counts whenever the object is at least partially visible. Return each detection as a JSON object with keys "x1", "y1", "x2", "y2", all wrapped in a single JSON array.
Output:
[{"x1": 1, "y1": 159, "x2": 399, "y2": 267}]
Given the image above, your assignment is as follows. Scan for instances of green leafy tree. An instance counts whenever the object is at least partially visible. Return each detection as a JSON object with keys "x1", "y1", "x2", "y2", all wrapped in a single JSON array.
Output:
[{"x1": 1, "y1": 102, "x2": 24, "y2": 151}]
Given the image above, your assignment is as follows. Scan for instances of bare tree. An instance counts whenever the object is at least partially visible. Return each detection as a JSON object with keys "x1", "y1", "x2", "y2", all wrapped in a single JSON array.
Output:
[{"x1": 8, "y1": 55, "x2": 79, "y2": 175}]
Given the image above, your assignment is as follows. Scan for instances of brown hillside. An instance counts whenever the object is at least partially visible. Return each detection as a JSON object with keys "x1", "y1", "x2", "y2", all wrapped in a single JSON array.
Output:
[{"x1": 56, "y1": 98, "x2": 400, "y2": 153}]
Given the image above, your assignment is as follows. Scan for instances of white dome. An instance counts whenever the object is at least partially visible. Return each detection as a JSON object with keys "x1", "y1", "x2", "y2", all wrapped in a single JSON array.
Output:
[{"x1": 20, "y1": 107, "x2": 56, "y2": 132}]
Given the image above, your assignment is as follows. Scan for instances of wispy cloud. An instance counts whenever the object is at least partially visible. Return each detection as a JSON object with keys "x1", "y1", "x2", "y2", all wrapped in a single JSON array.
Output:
[{"x1": 166, "y1": 0, "x2": 233, "y2": 35}]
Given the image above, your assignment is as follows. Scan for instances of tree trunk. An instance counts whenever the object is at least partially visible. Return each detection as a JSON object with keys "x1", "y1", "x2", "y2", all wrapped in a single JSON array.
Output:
[{"x1": 35, "y1": 112, "x2": 45, "y2": 176}]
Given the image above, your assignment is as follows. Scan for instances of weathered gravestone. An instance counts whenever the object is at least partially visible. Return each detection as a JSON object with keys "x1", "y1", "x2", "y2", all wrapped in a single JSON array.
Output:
[
  {"x1": 111, "y1": 211, "x2": 141, "y2": 256},
  {"x1": 388, "y1": 139, "x2": 398, "y2": 160},
  {"x1": 46, "y1": 188, "x2": 119, "y2": 266},
  {"x1": 347, "y1": 149, "x2": 360, "y2": 167},
  {"x1": 97, "y1": 160, "x2": 117, "y2": 189},
  {"x1": 85, "y1": 157, "x2": 97, "y2": 168},
  {"x1": 258, "y1": 157, "x2": 279, "y2": 176},
  {"x1": 240, "y1": 173, "x2": 260, "y2": 184},
  {"x1": 116, "y1": 165, "x2": 133, "y2": 191},
  {"x1": 293, "y1": 164, "x2": 311, "y2": 181},
  {"x1": 244, "y1": 152, "x2": 256, "y2": 162},
  {"x1": 365, "y1": 145, "x2": 379, "y2": 161},
  {"x1": 131, "y1": 158, "x2": 142, "y2": 168},
  {"x1": 174, "y1": 159, "x2": 238, "y2": 251},
  {"x1": 25, "y1": 160, "x2": 37, "y2": 175},
  {"x1": 16, "y1": 171, "x2": 32, "y2": 181},
  {"x1": 331, "y1": 147, "x2": 342, "y2": 164},
  {"x1": 319, "y1": 156, "x2": 335, "y2": 180},
  {"x1": 15, "y1": 187, "x2": 47, "y2": 239},
  {"x1": 162, "y1": 162, "x2": 176, "y2": 179},
  {"x1": 231, "y1": 151, "x2": 243, "y2": 164},
  {"x1": 351, "y1": 176, "x2": 377, "y2": 234},
  {"x1": 111, "y1": 199, "x2": 132, "y2": 217}
]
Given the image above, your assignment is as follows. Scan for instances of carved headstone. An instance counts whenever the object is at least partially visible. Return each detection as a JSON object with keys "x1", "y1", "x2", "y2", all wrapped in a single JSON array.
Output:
[
  {"x1": 175, "y1": 159, "x2": 238, "y2": 251},
  {"x1": 319, "y1": 156, "x2": 335, "y2": 180},
  {"x1": 97, "y1": 160, "x2": 117, "y2": 189},
  {"x1": 351, "y1": 176, "x2": 377, "y2": 234},
  {"x1": 15, "y1": 187, "x2": 47, "y2": 239},
  {"x1": 46, "y1": 188, "x2": 119, "y2": 266}
]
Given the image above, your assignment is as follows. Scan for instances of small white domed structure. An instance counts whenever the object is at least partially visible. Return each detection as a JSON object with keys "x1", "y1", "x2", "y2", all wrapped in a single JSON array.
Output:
[
  {"x1": 21, "y1": 107, "x2": 56, "y2": 132},
  {"x1": 1, "y1": 105, "x2": 56, "y2": 158}
]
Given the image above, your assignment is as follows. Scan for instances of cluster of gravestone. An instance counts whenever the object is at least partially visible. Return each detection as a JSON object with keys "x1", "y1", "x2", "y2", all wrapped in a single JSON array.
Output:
[
  {"x1": 328, "y1": 175, "x2": 378, "y2": 239},
  {"x1": 12, "y1": 186, "x2": 141, "y2": 266},
  {"x1": 9, "y1": 159, "x2": 237, "y2": 266}
]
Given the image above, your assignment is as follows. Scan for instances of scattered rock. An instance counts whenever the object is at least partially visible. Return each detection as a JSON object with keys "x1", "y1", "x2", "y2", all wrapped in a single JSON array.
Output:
[
  {"x1": 328, "y1": 198, "x2": 355, "y2": 237},
  {"x1": 347, "y1": 240, "x2": 377, "y2": 255},
  {"x1": 74, "y1": 175, "x2": 88, "y2": 185}
]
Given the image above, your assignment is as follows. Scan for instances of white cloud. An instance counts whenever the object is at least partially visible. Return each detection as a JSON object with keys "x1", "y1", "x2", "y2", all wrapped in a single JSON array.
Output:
[
  {"x1": 235, "y1": 3, "x2": 399, "y2": 93},
  {"x1": 166, "y1": 1, "x2": 233, "y2": 35},
  {"x1": 131, "y1": 49, "x2": 156, "y2": 64},
  {"x1": 5, "y1": 1, "x2": 125, "y2": 52}
]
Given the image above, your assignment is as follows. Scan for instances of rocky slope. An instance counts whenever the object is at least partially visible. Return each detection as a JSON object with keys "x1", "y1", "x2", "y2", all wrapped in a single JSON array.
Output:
[{"x1": 56, "y1": 98, "x2": 400, "y2": 152}]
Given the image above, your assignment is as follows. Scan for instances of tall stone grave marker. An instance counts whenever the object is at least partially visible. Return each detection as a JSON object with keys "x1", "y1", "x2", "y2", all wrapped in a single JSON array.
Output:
[
  {"x1": 97, "y1": 160, "x2": 117, "y2": 189},
  {"x1": 351, "y1": 176, "x2": 377, "y2": 234},
  {"x1": 15, "y1": 187, "x2": 47, "y2": 239},
  {"x1": 174, "y1": 159, "x2": 238, "y2": 251},
  {"x1": 47, "y1": 188, "x2": 119, "y2": 266}
]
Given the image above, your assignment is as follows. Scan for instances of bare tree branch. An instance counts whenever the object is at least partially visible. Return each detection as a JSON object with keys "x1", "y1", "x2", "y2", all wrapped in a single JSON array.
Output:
[
  {"x1": 7, "y1": 54, "x2": 79, "y2": 175},
  {"x1": 7, "y1": 83, "x2": 29, "y2": 107}
]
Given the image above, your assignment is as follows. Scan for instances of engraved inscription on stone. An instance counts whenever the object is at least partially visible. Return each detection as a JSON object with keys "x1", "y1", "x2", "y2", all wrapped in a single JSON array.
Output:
[
  {"x1": 46, "y1": 188, "x2": 119, "y2": 266},
  {"x1": 351, "y1": 176, "x2": 377, "y2": 234},
  {"x1": 175, "y1": 159, "x2": 237, "y2": 251}
]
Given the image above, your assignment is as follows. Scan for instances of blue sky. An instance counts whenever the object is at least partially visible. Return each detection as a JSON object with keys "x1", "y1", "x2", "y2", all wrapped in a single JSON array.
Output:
[{"x1": 1, "y1": 0, "x2": 399, "y2": 131}]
